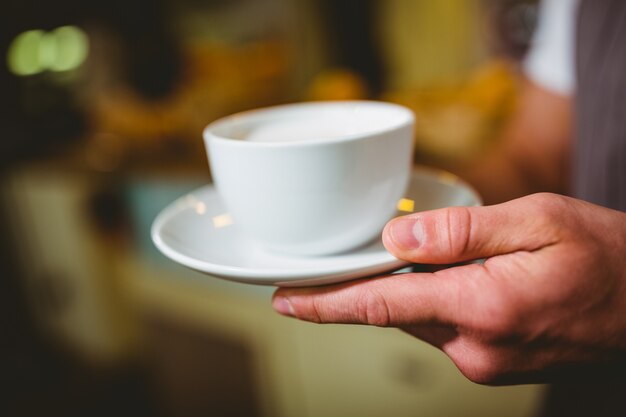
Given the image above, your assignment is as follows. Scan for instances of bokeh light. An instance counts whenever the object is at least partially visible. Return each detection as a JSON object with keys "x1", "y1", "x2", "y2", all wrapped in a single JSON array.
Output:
[
  {"x1": 48, "y1": 26, "x2": 89, "y2": 72},
  {"x1": 6, "y1": 25, "x2": 89, "y2": 76},
  {"x1": 7, "y1": 29, "x2": 46, "y2": 76}
]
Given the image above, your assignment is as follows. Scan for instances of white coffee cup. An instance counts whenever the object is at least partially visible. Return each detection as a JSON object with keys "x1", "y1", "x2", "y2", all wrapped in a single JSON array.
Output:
[{"x1": 204, "y1": 101, "x2": 415, "y2": 256}]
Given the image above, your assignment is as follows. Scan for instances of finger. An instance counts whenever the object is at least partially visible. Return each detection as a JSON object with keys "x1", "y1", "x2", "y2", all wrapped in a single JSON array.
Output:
[
  {"x1": 273, "y1": 263, "x2": 489, "y2": 327},
  {"x1": 382, "y1": 193, "x2": 563, "y2": 265}
]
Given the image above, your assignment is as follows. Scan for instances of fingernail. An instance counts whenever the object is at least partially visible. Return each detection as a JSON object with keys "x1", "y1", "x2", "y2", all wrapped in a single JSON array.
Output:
[
  {"x1": 273, "y1": 296, "x2": 295, "y2": 317},
  {"x1": 388, "y1": 217, "x2": 423, "y2": 250}
]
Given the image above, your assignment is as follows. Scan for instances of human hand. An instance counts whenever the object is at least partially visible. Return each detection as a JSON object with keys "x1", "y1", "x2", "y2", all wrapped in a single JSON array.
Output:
[{"x1": 272, "y1": 193, "x2": 626, "y2": 384}]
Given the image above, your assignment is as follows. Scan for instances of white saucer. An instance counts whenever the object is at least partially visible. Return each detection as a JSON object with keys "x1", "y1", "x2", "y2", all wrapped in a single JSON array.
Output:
[{"x1": 151, "y1": 167, "x2": 481, "y2": 287}]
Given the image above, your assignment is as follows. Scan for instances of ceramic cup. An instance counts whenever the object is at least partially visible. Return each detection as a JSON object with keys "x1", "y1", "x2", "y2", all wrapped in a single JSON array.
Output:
[{"x1": 204, "y1": 101, "x2": 415, "y2": 256}]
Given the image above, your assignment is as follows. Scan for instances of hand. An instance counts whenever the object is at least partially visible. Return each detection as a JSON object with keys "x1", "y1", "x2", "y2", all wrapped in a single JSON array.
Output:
[{"x1": 272, "y1": 193, "x2": 626, "y2": 384}]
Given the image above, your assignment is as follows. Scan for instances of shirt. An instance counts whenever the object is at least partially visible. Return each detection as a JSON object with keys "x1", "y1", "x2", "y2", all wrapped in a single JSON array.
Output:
[{"x1": 524, "y1": 0, "x2": 580, "y2": 96}]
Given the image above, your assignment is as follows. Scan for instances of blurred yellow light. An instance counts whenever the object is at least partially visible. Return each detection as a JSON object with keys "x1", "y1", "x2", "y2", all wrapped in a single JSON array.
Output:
[
  {"x1": 7, "y1": 29, "x2": 46, "y2": 76},
  {"x1": 212, "y1": 213, "x2": 233, "y2": 228},
  {"x1": 195, "y1": 202, "x2": 206, "y2": 215},
  {"x1": 438, "y1": 171, "x2": 459, "y2": 186},
  {"x1": 397, "y1": 198, "x2": 415, "y2": 212}
]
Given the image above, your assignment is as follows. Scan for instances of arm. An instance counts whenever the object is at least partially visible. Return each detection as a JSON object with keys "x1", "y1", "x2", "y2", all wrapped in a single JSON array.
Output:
[{"x1": 460, "y1": 79, "x2": 572, "y2": 204}]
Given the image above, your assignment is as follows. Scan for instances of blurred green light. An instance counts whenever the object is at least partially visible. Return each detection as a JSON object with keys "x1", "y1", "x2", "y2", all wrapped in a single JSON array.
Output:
[
  {"x1": 7, "y1": 29, "x2": 46, "y2": 76},
  {"x1": 39, "y1": 32, "x2": 57, "y2": 69},
  {"x1": 6, "y1": 26, "x2": 89, "y2": 76},
  {"x1": 49, "y1": 26, "x2": 89, "y2": 72}
]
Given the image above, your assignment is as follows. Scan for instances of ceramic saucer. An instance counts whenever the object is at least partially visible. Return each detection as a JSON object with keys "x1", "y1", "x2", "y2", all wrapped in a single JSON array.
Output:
[{"x1": 151, "y1": 167, "x2": 481, "y2": 287}]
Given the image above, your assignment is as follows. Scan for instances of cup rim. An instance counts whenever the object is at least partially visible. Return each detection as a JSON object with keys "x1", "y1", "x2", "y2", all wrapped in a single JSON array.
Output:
[{"x1": 203, "y1": 100, "x2": 415, "y2": 148}]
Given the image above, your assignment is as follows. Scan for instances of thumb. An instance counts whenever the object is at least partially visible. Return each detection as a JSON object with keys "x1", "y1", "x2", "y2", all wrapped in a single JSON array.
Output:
[{"x1": 383, "y1": 193, "x2": 562, "y2": 264}]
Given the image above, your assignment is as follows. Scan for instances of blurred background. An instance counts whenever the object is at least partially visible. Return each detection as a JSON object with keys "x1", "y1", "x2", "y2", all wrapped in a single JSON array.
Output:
[{"x1": 0, "y1": 0, "x2": 544, "y2": 416}]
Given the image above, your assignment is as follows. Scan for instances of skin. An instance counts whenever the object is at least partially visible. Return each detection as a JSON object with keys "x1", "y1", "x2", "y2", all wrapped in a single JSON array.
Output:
[
  {"x1": 461, "y1": 79, "x2": 572, "y2": 204},
  {"x1": 272, "y1": 82, "x2": 626, "y2": 385}
]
